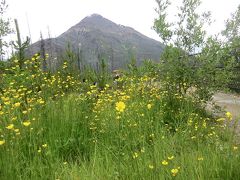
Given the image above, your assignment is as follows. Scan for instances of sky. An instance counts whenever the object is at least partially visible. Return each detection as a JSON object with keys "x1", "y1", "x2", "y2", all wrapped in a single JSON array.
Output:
[{"x1": 5, "y1": 0, "x2": 240, "y2": 44}]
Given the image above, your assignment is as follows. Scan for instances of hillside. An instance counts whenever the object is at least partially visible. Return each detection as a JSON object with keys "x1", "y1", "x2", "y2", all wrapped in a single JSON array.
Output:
[{"x1": 27, "y1": 14, "x2": 164, "y2": 70}]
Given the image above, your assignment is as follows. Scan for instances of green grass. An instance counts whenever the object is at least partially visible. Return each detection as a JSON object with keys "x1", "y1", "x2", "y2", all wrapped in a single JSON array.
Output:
[{"x1": 0, "y1": 59, "x2": 240, "y2": 179}]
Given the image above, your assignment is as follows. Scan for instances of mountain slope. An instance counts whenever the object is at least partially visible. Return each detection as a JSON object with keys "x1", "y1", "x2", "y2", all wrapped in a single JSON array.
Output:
[{"x1": 28, "y1": 14, "x2": 164, "y2": 70}]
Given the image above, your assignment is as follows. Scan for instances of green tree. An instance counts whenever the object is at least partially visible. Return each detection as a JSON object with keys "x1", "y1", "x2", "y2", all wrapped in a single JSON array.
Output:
[
  {"x1": 12, "y1": 19, "x2": 30, "y2": 69},
  {"x1": 222, "y1": 5, "x2": 240, "y2": 91},
  {"x1": 62, "y1": 42, "x2": 78, "y2": 73},
  {"x1": 222, "y1": 5, "x2": 240, "y2": 63},
  {"x1": 154, "y1": 0, "x2": 233, "y2": 102},
  {"x1": 40, "y1": 32, "x2": 47, "y2": 71},
  {"x1": 222, "y1": 5, "x2": 240, "y2": 49},
  {"x1": 0, "y1": 0, "x2": 12, "y2": 60}
]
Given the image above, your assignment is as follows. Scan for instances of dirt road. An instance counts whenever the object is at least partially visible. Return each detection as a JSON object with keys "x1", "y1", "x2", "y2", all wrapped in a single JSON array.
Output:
[{"x1": 213, "y1": 92, "x2": 240, "y2": 120}]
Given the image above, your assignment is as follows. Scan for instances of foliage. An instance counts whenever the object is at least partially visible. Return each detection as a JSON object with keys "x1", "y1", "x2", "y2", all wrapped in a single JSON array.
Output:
[
  {"x1": 96, "y1": 58, "x2": 112, "y2": 89},
  {"x1": 222, "y1": 5, "x2": 240, "y2": 92},
  {"x1": 11, "y1": 19, "x2": 30, "y2": 69},
  {"x1": 0, "y1": 58, "x2": 239, "y2": 179},
  {"x1": 0, "y1": 0, "x2": 12, "y2": 60},
  {"x1": 0, "y1": 1, "x2": 239, "y2": 179},
  {"x1": 154, "y1": 0, "x2": 234, "y2": 103},
  {"x1": 222, "y1": 5, "x2": 240, "y2": 48},
  {"x1": 61, "y1": 42, "x2": 79, "y2": 73}
]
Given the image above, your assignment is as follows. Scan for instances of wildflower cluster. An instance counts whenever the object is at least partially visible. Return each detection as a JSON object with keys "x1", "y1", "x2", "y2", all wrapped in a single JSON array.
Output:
[
  {"x1": 0, "y1": 56, "x2": 238, "y2": 179},
  {"x1": 0, "y1": 55, "x2": 81, "y2": 146}
]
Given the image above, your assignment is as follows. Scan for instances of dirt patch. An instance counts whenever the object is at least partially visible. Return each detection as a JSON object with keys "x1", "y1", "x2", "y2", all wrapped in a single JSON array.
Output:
[
  {"x1": 209, "y1": 92, "x2": 240, "y2": 138},
  {"x1": 213, "y1": 92, "x2": 240, "y2": 120}
]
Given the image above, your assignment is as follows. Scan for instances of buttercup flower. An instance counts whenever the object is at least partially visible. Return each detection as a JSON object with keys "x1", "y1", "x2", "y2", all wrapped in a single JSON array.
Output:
[
  {"x1": 6, "y1": 124, "x2": 14, "y2": 130},
  {"x1": 23, "y1": 121, "x2": 31, "y2": 127},
  {"x1": 168, "y1": 156, "x2": 174, "y2": 160},
  {"x1": 148, "y1": 164, "x2": 154, "y2": 169},
  {"x1": 14, "y1": 102, "x2": 21, "y2": 107},
  {"x1": 147, "y1": 104, "x2": 152, "y2": 109},
  {"x1": 225, "y1": 112, "x2": 232, "y2": 120},
  {"x1": 162, "y1": 160, "x2": 168, "y2": 165},
  {"x1": 116, "y1": 101, "x2": 126, "y2": 112},
  {"x1": 0, "y1": 140, "x2": 5, "y2": 145},
  {"x1": 171, "y1": 168, "x2": 179, "y2": 176}
]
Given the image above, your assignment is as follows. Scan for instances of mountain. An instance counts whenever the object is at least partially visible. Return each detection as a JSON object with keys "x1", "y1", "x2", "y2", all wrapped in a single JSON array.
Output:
[{"x1": 27, "y1": 14, "x2": 164, "y2": 70}]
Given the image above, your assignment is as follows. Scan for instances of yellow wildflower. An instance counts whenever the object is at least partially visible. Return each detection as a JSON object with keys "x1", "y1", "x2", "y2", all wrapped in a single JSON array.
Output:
[
  {"x1": 133, "y1": 152, "x2": 139, "y2": 159},
  {"x1": 148, "y1": 164, "x2": 154, "y2": 169},
  {"x1": 198, "y1": 157, "x2": 204, "y2": 161},
  {"x1": 162, "y1": 160, "x2": 168, "y2": 165},
  {"x1": 168, "y1": 156, "x2": 174, "y2": 160},
  {"x1": 14, "y1": 102, "x2": 21, "y2": 107},
  {"x1": 38, "y1": 99, "x2": 45, "y2": 104},
  {"x1": 225, "y1": 112, "x2": 232, "y2": 120},
  {"x1": 6, "y1": 124, "x2": 14, "y2": 130},
  {"x1": 4, "y1": 101, "x2": 10, "y2": 105},
  {"x1": 115, "y1": 101, "x2": 126, "y2": 112},
  {"x1": 42, "y1": 144, "x2": 48, "y2": 148},
  {"x1": 216, "y1": 118, "x2": 225, "y2": 122},
  {"x1": 147, "y1": 104, "x2": 152, "y2": 109},
  {"x1": 12, "y1": 117, "x2": 17, "y2": 121},
  {"x1": 0, "y1": 140, "x2": 5, "y2": 145},
  {"x1": 171, "y1": 168, "x2": 179, "y2": 176},
  {"x1": 23, "y1": 121, "x2": 31, "y2": 127}
]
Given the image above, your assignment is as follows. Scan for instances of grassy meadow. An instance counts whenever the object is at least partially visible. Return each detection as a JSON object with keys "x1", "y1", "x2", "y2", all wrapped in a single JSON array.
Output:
[{"x1": 0, "y1": 55, "x2": 239, "y2": 180}]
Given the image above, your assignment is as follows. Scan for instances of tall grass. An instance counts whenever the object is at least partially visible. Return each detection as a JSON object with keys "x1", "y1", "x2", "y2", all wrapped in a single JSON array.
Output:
[{"x1": 0, "y1": 56, "x2": 239, "y2": 179}]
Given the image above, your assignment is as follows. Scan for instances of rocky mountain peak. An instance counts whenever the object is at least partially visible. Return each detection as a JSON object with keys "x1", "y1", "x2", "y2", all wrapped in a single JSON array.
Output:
[{"x1": 27, "y1": 14, "x2": 164, "y2": 70}]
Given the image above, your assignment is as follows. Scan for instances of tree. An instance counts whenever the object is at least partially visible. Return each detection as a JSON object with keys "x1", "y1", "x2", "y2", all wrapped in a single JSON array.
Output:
[
  {"x1": 40, "y1": 32, "x2": 47, "y2": 71},
  {"x1": 222, "y1": 5, "x2": 240, "y2": 43},
  {"x1": 222, "y1": 5, "x2": 240, "y2": 91},
  {"x1": 222, "y1": 5, "x2": 240, "y2": 62},
  {"x1": 12, "y1": 19, "x2": 30, "y2": 69},
  {"x1": 154, "y1": 0, "x2": 211, "y2": 51},
  {"x1": 154, "y1": 0, "x2": 233, "y2": 102},
  {"x1": 0, "y1": 0, "x2": 12, "y2": 60}
]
